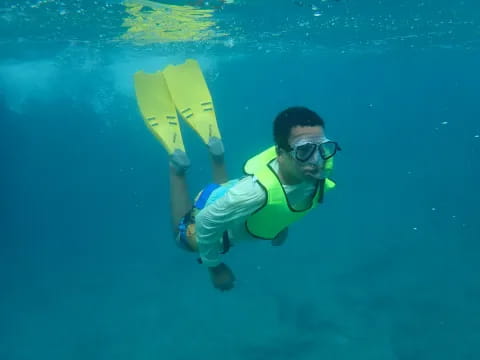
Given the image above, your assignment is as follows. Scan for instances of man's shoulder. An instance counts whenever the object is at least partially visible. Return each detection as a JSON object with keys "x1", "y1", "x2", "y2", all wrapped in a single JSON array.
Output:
[
  {"x1": 228, "y1": 175, "x2": 265, "y2": 200},
  {"x1": 197, "y1": 176, "x2": 265, "y2": 222}
]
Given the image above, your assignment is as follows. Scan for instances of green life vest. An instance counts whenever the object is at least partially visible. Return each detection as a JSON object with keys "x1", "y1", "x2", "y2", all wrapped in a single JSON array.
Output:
[{"x1": 243, "y1": 146, "x2": 336, "y2": 240}]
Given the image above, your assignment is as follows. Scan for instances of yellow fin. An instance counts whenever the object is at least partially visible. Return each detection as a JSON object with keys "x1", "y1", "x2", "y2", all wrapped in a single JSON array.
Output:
[
  {"x1": 163, "y1": 59, "x2": 221, "y2": 145},
  {"x1": 133, "y1": 70, "x2": 186, "y2": 154}
]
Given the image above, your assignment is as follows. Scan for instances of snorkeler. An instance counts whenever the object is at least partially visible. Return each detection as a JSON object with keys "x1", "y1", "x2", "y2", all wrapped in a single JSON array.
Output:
[{"x1": 133, "y1": 59, "x2": 340, "y2": 291}]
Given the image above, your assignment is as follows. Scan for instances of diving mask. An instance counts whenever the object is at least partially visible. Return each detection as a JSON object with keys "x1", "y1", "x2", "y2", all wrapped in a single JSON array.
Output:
[{"x1": 288, "y1": 138, "x2": 341, "y2": 163}]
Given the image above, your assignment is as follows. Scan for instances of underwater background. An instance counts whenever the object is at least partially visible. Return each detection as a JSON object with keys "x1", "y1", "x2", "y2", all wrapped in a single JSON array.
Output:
[{"x1": 1, "y1": 0, "x2": 479, "y2": 359}]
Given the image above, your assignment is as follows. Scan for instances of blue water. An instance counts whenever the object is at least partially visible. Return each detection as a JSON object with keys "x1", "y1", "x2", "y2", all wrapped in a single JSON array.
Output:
[{"x1": 1, "y1": 1, "x2": 480, "y2": 359}]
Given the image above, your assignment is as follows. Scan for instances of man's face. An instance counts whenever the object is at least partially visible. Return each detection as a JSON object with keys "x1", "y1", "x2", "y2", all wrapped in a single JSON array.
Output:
[{"x1": 278, "y1": 125, "x2": 326, "y2": 183}]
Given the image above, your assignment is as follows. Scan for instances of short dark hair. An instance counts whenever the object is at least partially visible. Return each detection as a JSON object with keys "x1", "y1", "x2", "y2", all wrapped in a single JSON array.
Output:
[{"x1": 273, "y1": 106, "x2": 325, "y2": 150}]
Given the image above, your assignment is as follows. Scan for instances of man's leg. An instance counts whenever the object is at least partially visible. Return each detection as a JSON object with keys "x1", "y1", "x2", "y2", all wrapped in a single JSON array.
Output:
[
  {"x1": 208, "y1": 137, "x2": 228, "y2": 184},
  {"x1": 169, "y1": 167, "x2": 192, "y2": 233},
  {"x1": 169, "y1": 152, "x2": 226, "y2": 229},
  {"x1": 169, "y1": 150, "x2": 192, "y2": 234},
  {"x1": 210, "y1": 155, "x2": 228, "y2": 184}
]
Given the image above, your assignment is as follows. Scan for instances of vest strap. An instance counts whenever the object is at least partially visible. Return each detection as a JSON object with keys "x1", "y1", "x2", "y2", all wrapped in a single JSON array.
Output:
[{"x1": 317, "y1": 179, "x2": 326, "y2": 203}]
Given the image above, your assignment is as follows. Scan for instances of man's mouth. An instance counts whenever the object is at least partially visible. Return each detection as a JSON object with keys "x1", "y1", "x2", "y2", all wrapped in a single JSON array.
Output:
[
  {"x1": 303, "y1": 166, "x2": 319, "y2": 173},
  {"x1": 302, "y1": 166, "x2": 324, "y2": 179},
  {"x1": 304, "y1": 170, "x2": 319, "y2": 177}
]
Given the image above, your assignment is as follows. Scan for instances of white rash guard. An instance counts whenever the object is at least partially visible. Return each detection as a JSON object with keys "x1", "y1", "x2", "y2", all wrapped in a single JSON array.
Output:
[{"x1": 195, "y1": 160, "x2": 317, "y2": 267}]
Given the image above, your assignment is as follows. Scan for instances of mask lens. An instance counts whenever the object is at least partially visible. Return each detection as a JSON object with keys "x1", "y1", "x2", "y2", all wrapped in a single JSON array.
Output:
[
  {"x1": 319, "y1": 141, "x2": 338, "y2": 160},
  {"x1": 294, "y1": 143, "x2": 316, "y2": 162}
]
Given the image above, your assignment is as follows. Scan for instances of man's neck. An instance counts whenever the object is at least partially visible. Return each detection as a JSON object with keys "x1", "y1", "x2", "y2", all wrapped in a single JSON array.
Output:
[{"x1": 277, "y1": 167, "x2": 302, "y2": 186}]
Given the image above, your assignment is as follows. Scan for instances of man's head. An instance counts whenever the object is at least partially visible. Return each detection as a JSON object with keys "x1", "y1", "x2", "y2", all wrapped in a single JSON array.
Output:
[{"x1": 274, "y1": 107, "x2": 335, "y2": 184}]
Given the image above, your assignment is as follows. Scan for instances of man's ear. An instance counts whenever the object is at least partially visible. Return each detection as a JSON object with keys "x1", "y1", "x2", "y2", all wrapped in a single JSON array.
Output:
[
  {"x1": 276, "y1": 146, "x2": 287, "y2": 166},
  {"x1": 276, "y1": 145, "x2": 286, "y2": 156}
]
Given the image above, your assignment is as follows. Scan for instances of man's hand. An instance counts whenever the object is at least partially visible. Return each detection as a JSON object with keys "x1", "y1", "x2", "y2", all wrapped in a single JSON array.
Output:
[
  {"x1": 208, "y1": 263, "x2": 235, "y2": 291},
  {"x1": 272, "y1": 227, "x2": 288, "y2": 246}
]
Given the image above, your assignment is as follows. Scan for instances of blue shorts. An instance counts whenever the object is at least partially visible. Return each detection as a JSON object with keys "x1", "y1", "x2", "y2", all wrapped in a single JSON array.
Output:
[{"x1": 176, "y1": 183, "x2": 234, "y2": 255}]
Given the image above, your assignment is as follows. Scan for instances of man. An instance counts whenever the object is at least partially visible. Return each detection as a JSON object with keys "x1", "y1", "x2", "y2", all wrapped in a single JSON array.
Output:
[{"x1": 134, "y1": 60, "x2": 340, "y2": 291}]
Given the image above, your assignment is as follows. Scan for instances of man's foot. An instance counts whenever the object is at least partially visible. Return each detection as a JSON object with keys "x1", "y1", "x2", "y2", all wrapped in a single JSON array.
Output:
[
  {"x1": 169, "y1": 149, "x2": 191, "y2": 175},
  {"x1": 207, "y1": 137, "x2": 225, "y2": 160}
]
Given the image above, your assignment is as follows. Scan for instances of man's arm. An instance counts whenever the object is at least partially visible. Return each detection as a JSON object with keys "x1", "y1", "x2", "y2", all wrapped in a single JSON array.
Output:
[{"x1": 195, "y1": 176, "x2": 265, "y2": 267}]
